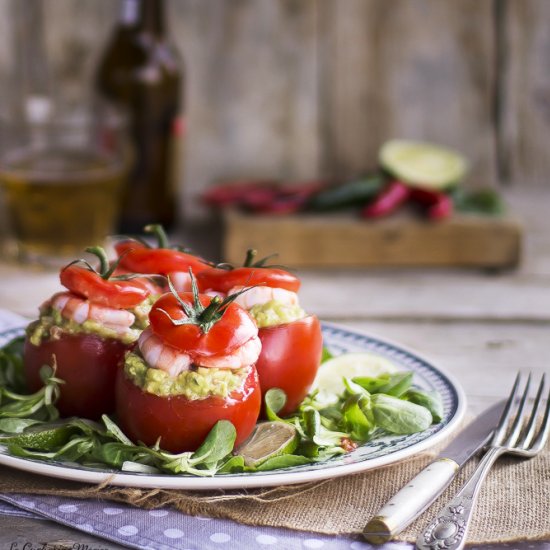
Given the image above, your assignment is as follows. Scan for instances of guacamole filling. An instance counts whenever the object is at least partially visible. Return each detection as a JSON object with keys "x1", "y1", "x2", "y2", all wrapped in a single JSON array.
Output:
[
  {"x1": 248, "y1": 300, "x2": 306, "y2": 328},
  {"x1": 27, "y1": 297, "x2": 155, "y2": 347},
  {"x1": 124, "y1": 352, "x2": 249, "y2": 399},
  {"x1": 130, "y1": 294, "x2": 157, "y2": 329}
]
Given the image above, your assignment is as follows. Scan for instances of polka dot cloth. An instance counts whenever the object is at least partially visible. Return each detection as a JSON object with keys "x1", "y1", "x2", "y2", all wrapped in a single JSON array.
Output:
[
  {"x1": 164, "y1": 528, "x2": 184, "y2": 539},
  {"x1": 0, "y1": 496, "x2": 545, "y2": 550}
]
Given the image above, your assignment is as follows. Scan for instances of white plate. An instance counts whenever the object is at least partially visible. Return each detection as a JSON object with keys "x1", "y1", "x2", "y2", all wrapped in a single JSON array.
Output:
[{"x1": 0, "y1": 323, "x2": 465, "y2": 489}]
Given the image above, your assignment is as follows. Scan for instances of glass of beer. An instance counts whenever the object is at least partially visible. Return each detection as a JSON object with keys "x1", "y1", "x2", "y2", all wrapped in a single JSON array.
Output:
[{"x1": 0, "y1": 99, "x2": 129, "y2": 265}]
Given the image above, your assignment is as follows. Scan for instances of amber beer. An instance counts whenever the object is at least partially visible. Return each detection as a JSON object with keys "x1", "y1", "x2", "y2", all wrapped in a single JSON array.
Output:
[
  {"x1": 0, "y1": 146, "x2": 126, "y2": 260},
  {"x1": 95, "y1": 0, "x2": 183, "y2": 232}
]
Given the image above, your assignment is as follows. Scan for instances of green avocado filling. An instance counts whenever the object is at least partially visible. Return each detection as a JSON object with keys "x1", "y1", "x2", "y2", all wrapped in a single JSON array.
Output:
[
  {"x1": 27, "y1": 296, "x2": 156, "y2": 347},
  {"x1": 124, "y1": 352, "x2": 249, "y2": 399},
  {"x1": 130, "y1": 295, "x2": 157, "y2": 329},
  {"x1": 248, "y1": 300, "x2": 306, "y2": 328}
]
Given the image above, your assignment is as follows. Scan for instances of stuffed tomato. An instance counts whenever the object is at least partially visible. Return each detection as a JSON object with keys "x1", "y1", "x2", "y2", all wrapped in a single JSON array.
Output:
[
  {"x1": 255, "y1": 315, "x2": 322, "y2": 416},
  {"x1": 115, "y1": 224, "x2": 210, "y2": 293},
  {"x1": 116, "y1": 285, "x2": 262, "y2": 452},
  {"x1": 24, "y1": 248, "x2": 157, "y2": 419},
  {"x1": 197, "y1": 250, "x2": 322, "y2": 416}
]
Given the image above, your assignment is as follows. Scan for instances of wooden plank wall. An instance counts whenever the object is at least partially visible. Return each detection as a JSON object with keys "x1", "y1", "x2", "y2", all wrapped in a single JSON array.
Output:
[{"x1": 0, "y1": 0, "x2": 548, "y2": 221}]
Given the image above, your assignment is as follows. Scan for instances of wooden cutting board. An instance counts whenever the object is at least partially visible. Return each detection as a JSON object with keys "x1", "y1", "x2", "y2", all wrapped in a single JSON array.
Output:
[{"x1": 223, "y1": 210, "x2": 522, "y2": 269}]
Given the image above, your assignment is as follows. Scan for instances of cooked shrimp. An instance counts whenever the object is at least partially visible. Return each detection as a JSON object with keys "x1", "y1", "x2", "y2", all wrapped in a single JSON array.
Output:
[
  {"x1": 51, "y1": 292, "x2": 135, "y2": 327},
  {"x1": 196, "y1": 335, "x2": 261, "y2": 370},
  {"x1": 228, "y1": 285, "x2": 299, "y2": 310},
  {"x1": 138, "y1": 328, "x2": 192, "y2": 377},
  {"x1": 112, "y1": 268, "x2": 163, "y2": 295},
  {"x1": 135, "y1": 276, "x2": 163, "y2": 295},
  {"x1": 168, "y1": 271, "x2": 193, "y2": 292}
]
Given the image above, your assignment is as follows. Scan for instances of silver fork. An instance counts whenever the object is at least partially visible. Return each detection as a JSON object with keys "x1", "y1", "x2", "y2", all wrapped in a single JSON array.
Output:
[{"x1": 416, "y1": 372, "x2": 550, "y2": 550}]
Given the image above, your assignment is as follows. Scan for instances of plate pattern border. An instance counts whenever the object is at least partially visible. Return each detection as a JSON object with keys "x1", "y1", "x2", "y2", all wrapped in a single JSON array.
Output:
[{"x1": 0, "y1": 323, "x2": 465, "y2": 488}]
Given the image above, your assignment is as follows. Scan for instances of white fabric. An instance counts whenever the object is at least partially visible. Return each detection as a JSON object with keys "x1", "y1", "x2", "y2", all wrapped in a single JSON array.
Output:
[{"x1": 0, "y1": 309, "x2": 28, "y2": 331}]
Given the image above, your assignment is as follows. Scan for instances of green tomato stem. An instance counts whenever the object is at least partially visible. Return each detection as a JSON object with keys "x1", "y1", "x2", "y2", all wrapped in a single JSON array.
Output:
[
  {"x1": 85, "y1": 247, "x2": 111, "y2": 279},
  {"x1": 144, "y1": 224, "x2": 170, "y2": 249},
  {"x1": 244, "y1": 249, "x2": 257, "y2": 267}
]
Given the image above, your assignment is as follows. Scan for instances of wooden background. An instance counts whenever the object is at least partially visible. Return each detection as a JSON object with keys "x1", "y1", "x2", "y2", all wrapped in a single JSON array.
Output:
[{"x1": 0, "y1": 0, "x2": 549, "y2": 220}]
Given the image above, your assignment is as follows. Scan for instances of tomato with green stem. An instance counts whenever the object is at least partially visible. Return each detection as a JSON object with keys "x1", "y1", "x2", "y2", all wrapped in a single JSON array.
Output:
[
  {"x1": 60, "y1": 248, "x2": 151, "y2": 308},
  {"x1": 198, "y1": 250, "x2": 318, "y2": 415},
  {"x1": 24, "y1": 247, "x2": 153, "y2": 419},
  {"x1": 116, "y1": 276, "x2": 262, "y2": 451},
  {"x1": 148, "y1": 280, "x2": 258, "y2": 359},
  {"x1": 197, "y1": 249, "x2": 300, "y2": 294},
  {"x1": 115, "y1": 224, "x2": 210, "y2": 277}
]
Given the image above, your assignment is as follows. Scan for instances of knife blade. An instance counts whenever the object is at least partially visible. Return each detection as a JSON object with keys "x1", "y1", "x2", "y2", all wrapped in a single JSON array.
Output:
[{"x1": 362, "y1": 399, "x2": 506, "y2": 544}]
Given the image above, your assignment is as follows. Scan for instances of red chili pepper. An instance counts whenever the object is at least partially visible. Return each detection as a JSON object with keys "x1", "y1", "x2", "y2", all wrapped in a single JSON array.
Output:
[
  {"x1": 252, "y1": 182, "x2": 326, "y2": 215},
  {"x1": 410, "y1": 188, "x2": 453, "y2": 220},
  {"x1": 341, "y1": 437, "x2": 358, "y2": 453},
  {"x1": 202, "y1": 181, "x2": 276, "y2": 207},
  {"x1": 251, "y1": 195, "x2": 304, "y2": 215},
  {"x1": 241, "y1": 187, "x2": 280, "y2": 210},
  {"x1": 361, "y1": 180, "x2": 411, "y2": 218},
  {"x1": 278, "y1": 181, "x2": 327, "y2": 199}
]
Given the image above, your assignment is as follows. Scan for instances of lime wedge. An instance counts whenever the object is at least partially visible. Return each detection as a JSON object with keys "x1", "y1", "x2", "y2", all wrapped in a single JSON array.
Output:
[
  {"x1": 235, "y1": 422, "x2": 298, "y2": 467},
  {"x1": 2, "y1": 423, "x2": 75, "y2": 450},
  {"x1": 380, "y1": 140, "x2": 468, "y2": 190},
  {"x1": 311, "y1": 352, "x2": 398, "y2": 404}
]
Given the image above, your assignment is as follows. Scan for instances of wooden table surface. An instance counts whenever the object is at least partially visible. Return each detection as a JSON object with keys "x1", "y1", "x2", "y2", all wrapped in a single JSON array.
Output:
[{"x1": 0, "y1": 190, "x2": 548, "y2": 548}]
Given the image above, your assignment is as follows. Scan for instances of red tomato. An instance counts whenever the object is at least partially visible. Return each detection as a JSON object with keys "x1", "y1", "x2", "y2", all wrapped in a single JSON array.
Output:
[
  {"x1": 115, "y1": 365, "x2": 261, "y2": 452},
  {"x1": 24, "y1": 333, "x2": 132, "y2": 419},
  {"x1": 197, "y1": 267, "x2": 300, "y2": 294},
  {"x1": 148, "y1": 292, "x2": 257, "y2": 358},
  {"x1": 256, "y1": 315, "x2": 323, "y2": 416},
  {"x1": 115, "y1": 241, "x2": 210, "y2": 275},
  {"x1": 60, "y1": 265, "x2": 150, "y2": 309}
]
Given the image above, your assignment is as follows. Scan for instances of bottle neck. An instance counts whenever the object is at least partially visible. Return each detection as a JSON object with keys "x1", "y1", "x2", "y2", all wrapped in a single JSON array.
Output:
[{"x1": 119, "y1": 0, "x2": 164, "y2": 35}]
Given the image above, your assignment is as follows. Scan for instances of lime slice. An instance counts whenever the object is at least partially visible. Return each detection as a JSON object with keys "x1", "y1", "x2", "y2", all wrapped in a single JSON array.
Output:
[
  {"x1": 380, "y1": 140, "x2": 468, "y2": 190},
  {"x1": 311, "y1": 352, "x2": 398, "y2": 404},
  {"x1": 3, "y1": 423, "x2": 75, "y2": 450},
  {"x1": 235, "y1": 422, "x2": 298, "y2": 467}
]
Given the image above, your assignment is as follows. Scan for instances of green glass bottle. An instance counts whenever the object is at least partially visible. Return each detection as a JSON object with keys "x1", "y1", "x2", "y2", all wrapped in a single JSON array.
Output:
[{"x1": 95, "y1": 0, "x2": 183, "y2": 231}]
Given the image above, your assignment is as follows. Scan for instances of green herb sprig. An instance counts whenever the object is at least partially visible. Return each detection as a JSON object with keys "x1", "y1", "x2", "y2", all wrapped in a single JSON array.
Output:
[{"x1": 0, "y1": 360, "x2": 62, "y2": 435}]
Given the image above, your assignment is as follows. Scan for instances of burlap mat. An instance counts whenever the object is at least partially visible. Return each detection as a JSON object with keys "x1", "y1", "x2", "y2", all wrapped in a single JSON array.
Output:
[{"x1": 0, "y1": 441, "x2": 548, "y2": 544}]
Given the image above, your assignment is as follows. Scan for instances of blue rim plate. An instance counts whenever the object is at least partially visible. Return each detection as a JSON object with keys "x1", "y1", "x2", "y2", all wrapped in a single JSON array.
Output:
[{"x1": 0, "y1": 323, "x2": 466, "y2": 489}]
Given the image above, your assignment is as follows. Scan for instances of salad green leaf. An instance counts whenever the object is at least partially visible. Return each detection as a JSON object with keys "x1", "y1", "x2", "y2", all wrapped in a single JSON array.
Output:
[
  {"x1": 353, "y1": 371, "x2": 413, "y2": 397},
  {"x1": 405, "y1": 389, "x2": 444, "y2": 423},
  {"x1": 0, "y1": 336, "x2": 26, "y2": 392},
  {"x1": 264, "y1": 388, "x2": 286, "y2": 421},
  {"x1": 371, "y1": 394, "x2": 433, "y2": 434},
  {"x1": 191, "y1": 420, "x2": 237, "y2": 466},
  {"x1": 255, "y1": 454, "x2": 311, "y2": 471},
  {"x1": 0, "y1": 336, "x2": 443, "y2": 477}
]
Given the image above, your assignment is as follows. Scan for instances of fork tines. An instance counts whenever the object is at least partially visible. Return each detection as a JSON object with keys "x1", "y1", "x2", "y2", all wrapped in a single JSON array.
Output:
[{"x1": 491, "y1": 372, "x2": 550, "y2": 454}]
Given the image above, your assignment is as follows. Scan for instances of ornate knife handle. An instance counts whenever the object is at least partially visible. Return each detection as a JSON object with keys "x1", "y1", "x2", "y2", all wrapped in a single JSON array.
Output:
[{"x1": 416, "y1": 447, "x2": 503, "y2": 550}]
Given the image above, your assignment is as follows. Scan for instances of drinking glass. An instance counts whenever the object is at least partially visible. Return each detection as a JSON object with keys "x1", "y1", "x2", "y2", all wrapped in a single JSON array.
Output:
[{"x1": 0, "y1": 100, "x2": 129, "y2": 265}]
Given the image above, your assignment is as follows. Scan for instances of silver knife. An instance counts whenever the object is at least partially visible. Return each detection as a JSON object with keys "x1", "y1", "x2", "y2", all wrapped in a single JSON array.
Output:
[{"x1": 362, "y1": 400, "x2": 506, "y2": 544}]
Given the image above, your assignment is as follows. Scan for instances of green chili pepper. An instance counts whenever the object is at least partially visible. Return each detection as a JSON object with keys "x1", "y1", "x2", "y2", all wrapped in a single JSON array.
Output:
[{"x1": 306, "y1": 176, "x2": 385, "y2": 211}]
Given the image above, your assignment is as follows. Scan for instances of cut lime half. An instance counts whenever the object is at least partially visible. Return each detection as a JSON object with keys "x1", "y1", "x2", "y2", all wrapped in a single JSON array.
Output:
[
  {"x1": 235, "y1": 422, "x2": 298, "y2": 467},
  {"x1": 311, "y1": 352, "x2": 399, "y2": 405},
  {"x1": 380, "y1": 139, "x2": 468, "y2": 190}
]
